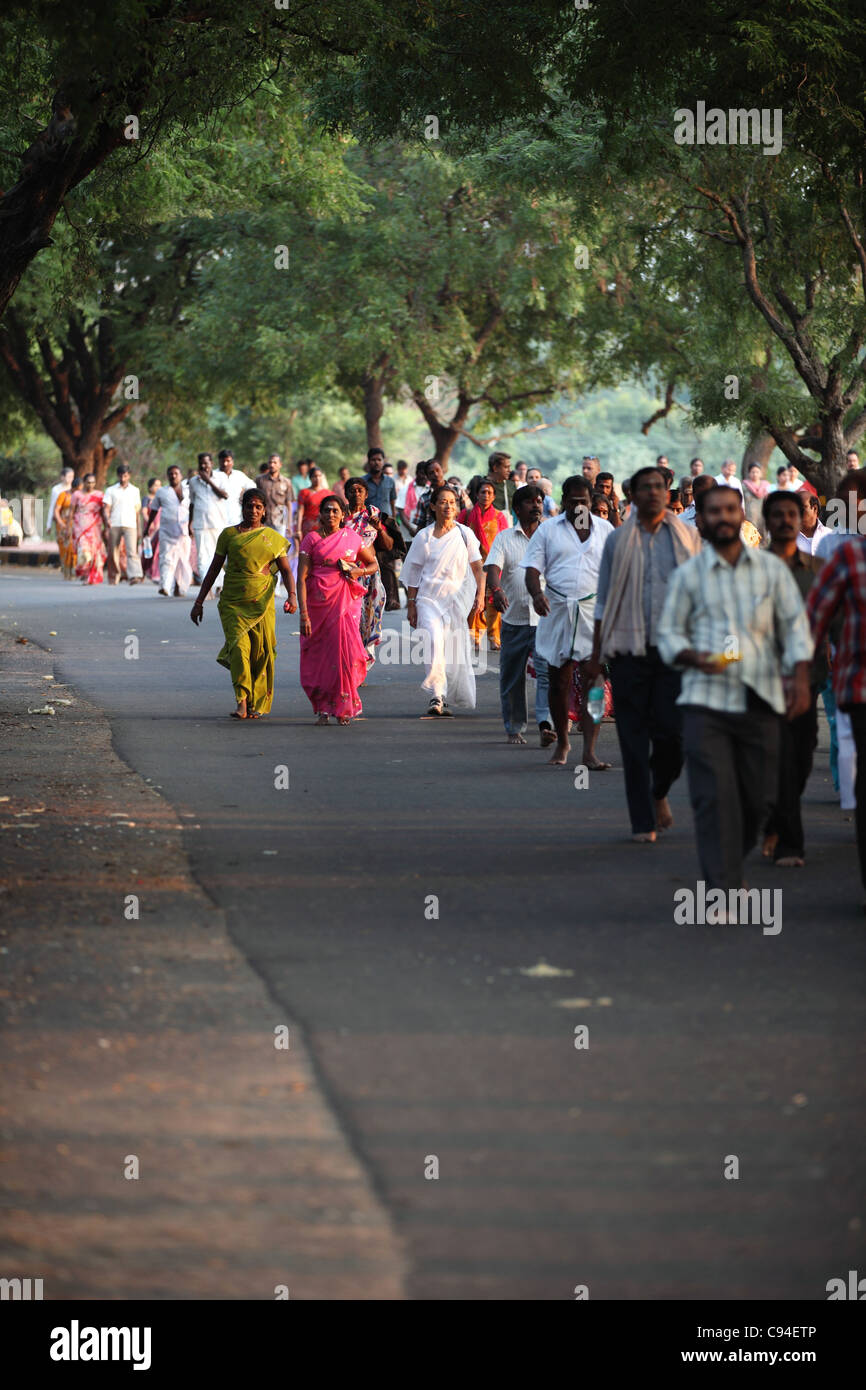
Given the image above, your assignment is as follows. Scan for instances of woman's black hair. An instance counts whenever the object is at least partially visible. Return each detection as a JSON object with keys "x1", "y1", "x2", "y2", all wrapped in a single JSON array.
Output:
[
  {"x1": 318, "y1": 493, "x2": 346, "y2": 516},
  {"x1": 241, "y1": 487, "x2": 268, "y2": 509}
]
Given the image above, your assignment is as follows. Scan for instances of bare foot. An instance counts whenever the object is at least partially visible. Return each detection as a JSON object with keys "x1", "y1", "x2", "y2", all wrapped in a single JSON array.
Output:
[
  {"x1": 315, "y1": 712, "x2": 329, "y2": 725},
  {"x1": 231, "y1": 699, "x2": 248, "y2": 720},
  {"x1": 761, "y1": 833, "x2": 778, "y2": 858},
  {"x1": 507, "y1": 732, "x2": 527, "y2": 745},
  {"x1": 548, "y1": 742, "x2": 570, "y2": 766},
  {"x1": 539, "y1": 727, "x2": 557, "y2": 748},
  {"x1": 632, "y1": 831, "x2": 657, "y2": 843},
  {"x1": 655, "y1": 797, "x2": 674, "y2": 831},
  {"x1": 584, "y1": 755, "x2": 612, "y2": 771},
  {"x1": 775, "y1": 856, "x2": 805, "y2": 867}
]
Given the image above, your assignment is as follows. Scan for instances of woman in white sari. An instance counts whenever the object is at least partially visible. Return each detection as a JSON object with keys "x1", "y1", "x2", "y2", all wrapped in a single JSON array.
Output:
[{"x1": 403, "y1": 484, "x2": 485, "y2": 715}]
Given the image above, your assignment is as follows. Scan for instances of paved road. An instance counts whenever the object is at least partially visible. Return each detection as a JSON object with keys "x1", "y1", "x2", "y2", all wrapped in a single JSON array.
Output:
[{"x1": 3, "y1": 570, "x2": 864, "y2": 1299}]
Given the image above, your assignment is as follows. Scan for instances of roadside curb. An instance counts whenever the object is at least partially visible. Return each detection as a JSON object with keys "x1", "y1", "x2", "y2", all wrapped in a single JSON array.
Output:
[{"x1": 0, "y1": 629, "x2": 408, "y2": 1298}]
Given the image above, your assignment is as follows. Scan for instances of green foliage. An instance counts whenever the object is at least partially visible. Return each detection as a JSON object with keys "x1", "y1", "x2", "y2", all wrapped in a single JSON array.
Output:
[
  {"x1": 450, "y1": 383, "x2": 749, "y2": 486},
  {"x1": 160, "y1": 134, "x2": 592, "y2": 453}
]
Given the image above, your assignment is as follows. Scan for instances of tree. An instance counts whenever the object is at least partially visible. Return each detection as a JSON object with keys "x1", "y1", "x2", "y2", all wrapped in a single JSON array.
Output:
[
  {"x1": 0, "y1": 81, "x2": 360, "y2": 484},
  {"x1": 332, "y1": 0, "x2": 866, "y2": 492},
  {"x1": 0, "y1": 1, "x2": 575, "y2": 324},
  {"x1": 171, "y1": 139, "x2": 590, "y2": 467}
]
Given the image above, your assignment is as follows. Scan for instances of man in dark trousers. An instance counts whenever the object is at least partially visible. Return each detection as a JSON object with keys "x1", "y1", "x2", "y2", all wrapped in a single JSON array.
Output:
[
  {"x1": 762, "y1": 489, "x2": 826, "y2": 867},
  {"x1": 658, "y1": 485, "x2": 812, "y2": 892},
  {"x1": 808, "y1": 522, "x2": 866, "y2": 913},
  {"x1": 587, "y1": 465, "x2": 701, "y2": 842},
  {"x1": 364, "y1": 447, "x2": 400, "y2": 609}
]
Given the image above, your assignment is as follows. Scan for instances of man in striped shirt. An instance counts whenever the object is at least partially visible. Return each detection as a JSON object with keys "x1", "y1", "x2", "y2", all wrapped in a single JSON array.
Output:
[
  {"x1": 658, "y1": 485, "x2": 813, "y2": 893},
  {"x1": 806, "y1": 532, "x2": 866, "y2": 908}
]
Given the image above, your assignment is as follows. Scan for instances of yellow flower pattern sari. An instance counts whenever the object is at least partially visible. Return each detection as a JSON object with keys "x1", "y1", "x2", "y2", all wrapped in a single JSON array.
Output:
[{"x1": 215, "y1": 525, "x2": 289, "y2": 713}]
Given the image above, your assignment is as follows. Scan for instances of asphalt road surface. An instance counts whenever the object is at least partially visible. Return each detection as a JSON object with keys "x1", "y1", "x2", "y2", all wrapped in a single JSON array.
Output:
[{"x1": 3, "y1": 569, "x2": 864, "y2": 1300}]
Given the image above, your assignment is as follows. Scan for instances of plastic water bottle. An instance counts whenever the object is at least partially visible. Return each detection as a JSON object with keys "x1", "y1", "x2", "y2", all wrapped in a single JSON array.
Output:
[
  {"x1": 142, "y1": 536, "x2": 153, "y2": 560},
  {"x1": 587, "y1": 684, "x2": 605, "y2": 723}
]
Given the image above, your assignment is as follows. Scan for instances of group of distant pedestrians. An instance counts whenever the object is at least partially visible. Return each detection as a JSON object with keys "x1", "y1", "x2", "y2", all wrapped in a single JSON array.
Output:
[{"x1": 43, "y1": 441, "x2": 866, "y2": 910}]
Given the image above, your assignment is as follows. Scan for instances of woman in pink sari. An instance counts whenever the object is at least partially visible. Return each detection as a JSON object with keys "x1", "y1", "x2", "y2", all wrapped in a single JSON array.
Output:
[
  {"x1": 71, "y1": 473, "x2": 107, "y2": 584},
  {"x1": 296, "y1": 495, "x2": 377, "y2": 725}
]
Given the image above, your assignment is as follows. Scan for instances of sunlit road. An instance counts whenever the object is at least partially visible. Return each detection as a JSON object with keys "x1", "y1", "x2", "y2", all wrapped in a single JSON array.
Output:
[{"x1": 3, "y1": 569, "x2": 864, "y2": 1299}]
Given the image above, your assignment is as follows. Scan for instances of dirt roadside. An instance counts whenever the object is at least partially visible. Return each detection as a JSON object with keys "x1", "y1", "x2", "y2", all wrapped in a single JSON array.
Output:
[{"x1": 0, "y1": 629, "x2": 406, "y2": 1298}]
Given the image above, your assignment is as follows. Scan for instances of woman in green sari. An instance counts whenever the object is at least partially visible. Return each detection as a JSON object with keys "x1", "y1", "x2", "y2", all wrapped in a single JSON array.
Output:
[{"x1": 191, "y1": 488, "x2": 298, "y2": 718}]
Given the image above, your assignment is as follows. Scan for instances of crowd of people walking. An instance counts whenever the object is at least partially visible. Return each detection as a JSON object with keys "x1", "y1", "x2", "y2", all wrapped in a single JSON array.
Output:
[{"x1": 38, "y1": 442, "x2": 866, "y2": 911}]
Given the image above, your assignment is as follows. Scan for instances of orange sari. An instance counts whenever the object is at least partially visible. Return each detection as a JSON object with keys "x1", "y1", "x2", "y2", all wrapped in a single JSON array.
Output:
[
  {"x1": 458, "y1": 503, "x2": 508, "y2": 646},
  {"x1": 55, "y1": 490, "x2": 76, "y2": 577}
]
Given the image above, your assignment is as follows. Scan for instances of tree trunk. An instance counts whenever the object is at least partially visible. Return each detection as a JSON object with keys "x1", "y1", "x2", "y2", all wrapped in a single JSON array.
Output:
[
  {"x1": 412, "y1": 388, "x2": 474, "y2": 467},
  {"x1": 433, "y1": 430, "x2": 461, "y2": 470},
  {"x1": 67, "y1": 440, "x2": 116, "y2": 490},
  {"x1": 741, "y1": 429, "x2": 776, "y2": 477},
  {"x1": 362, "y1": 373, "x2": 385, "y2": 451},
  {"x1": 0, "y1": 309, "x2": 129, "y2": 489},
  {"x1": 0, "y1": 101, "x2": 124, "y2": 324},
  {"x1": 817, "y1": 408, "x2": 849, "y2": 498}
]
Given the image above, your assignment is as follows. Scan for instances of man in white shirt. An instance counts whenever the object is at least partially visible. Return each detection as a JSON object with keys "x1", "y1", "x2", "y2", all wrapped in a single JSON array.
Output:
[
  {"x1": 484, "y1": 484, "x2": 553, "y2": 747},
  {"x1": 188, "y1": 453, "x2": 228, "y2": 595},
  {"x1": 213, "y1": 450, "x2": 254, "y2": 527},
  {"x1": 796, "y1": 492, "x2": 831, "y2": 555},
  {"x1": 395, "y1": 459, "x2": 411, "y2": 513},
  {"x1": 714, "y1": 458, "x2": 744, "y2": 498},
  {"x1": 522, "y1": 475, "x2": 613, "y2": 767},
  {"x1": 47, "y1": 467, "x2": 74, "y2": 538},
  {"x1": 143, "y1": 465, "x2": 192, "y2": 596},
  {"x1": 102, "y1": 464, "x2": 142, "y2": 584}
]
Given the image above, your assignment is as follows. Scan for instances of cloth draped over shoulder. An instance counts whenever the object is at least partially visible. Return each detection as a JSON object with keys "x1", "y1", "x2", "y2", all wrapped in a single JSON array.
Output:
[
  {"x1": 298, "y1": 527, "x2": 368, "y2": 718},
  {"x1": 215, "y1": 525, "x2": 288, "y2": 713},
  {"x1": 401, "y1": 522, "x2": 481, "y2": 706},
  {"x1": 402, "y1": 523, "x2": 478, "y2": 613},
  {"x1": 599, "y1": 510, "x2": 701, "y2": 659}
]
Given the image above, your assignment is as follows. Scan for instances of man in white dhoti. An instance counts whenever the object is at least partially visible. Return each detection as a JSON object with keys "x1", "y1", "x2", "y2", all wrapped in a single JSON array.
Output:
[
  {"x1": 214, "y1": 450, "x2": 254, "y2": 526},
  {"x1": 402, "y1": 483, "x2": 485, "y2": 716},
  {"x1": 144, "y1": 465, "x2": 192, "y2": 596},
  {"x1": 188, "y1": 453, "x2": 229, "y2": 597},
  {"x1": 523, "y1": 475, "x2": 613, "y2": 766}
]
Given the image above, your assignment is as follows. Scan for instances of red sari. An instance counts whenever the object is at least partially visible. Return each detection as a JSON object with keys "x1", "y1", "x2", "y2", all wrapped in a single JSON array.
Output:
[
  {"x1": 299, "y1": 529, "x2": 368, "y2": 718},
  {"x1": 458, "y1": 503, "x2": 508, "y2": 645},
  {"x1": 299, "y1": 487, "x2": 333, "y2": 537},
  {"x1": 71, "y1": 489, "x2": 106, "y2": 584}
]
